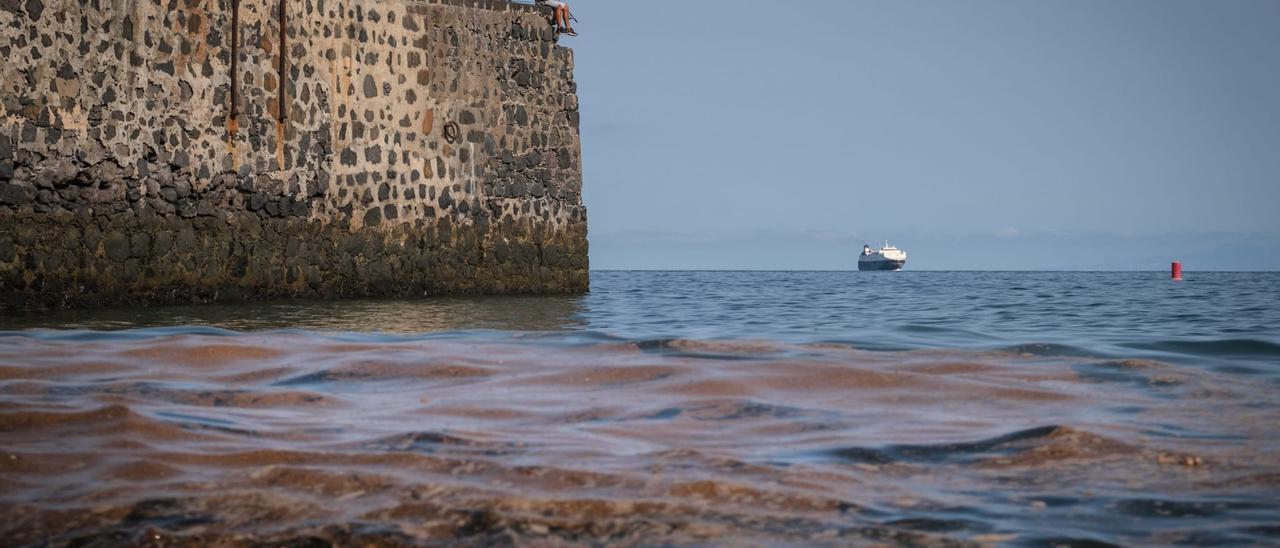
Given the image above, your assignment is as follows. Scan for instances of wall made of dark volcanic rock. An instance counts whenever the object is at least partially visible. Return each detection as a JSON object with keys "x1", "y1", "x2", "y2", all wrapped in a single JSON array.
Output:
[{"x1": 0, "y1": 0, "x2": 586, "y2": 310}]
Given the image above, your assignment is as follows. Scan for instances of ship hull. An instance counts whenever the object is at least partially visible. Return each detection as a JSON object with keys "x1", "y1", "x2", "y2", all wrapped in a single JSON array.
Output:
[{"x1": 858, "y1": 259, "x2": 906, "y2": 271}]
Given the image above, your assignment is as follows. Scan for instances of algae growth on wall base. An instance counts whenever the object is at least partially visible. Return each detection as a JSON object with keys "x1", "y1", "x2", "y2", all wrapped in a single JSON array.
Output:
[{"x1": 0, "y1": 0, "x2": 586, "y2": 310}]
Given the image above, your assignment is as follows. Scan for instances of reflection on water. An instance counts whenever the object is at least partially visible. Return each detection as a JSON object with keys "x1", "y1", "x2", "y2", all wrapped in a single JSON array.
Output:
[
  {"x1": 0, "y1": 294, "x2": 588, "y2": 333},
  {"x1": 4, "y1": 272, "x2": 1279, "y2": 361}
]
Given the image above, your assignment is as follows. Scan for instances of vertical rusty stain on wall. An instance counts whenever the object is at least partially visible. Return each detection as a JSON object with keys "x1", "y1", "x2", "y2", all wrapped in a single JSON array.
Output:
[
  {"x1": 274, "y1": 0, "x2": 287, "y2": 170},
  {"x1": 228, "y1": 0, "x2": 240, "y2": 138},
  {"x1": 278, "y1": 0, "x2": 287, "y2": 122}
]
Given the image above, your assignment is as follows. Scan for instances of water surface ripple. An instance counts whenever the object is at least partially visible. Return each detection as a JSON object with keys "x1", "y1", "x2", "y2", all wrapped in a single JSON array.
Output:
[{"x1": 0, "y1": 272, "x2": 1277, "y2": 545}]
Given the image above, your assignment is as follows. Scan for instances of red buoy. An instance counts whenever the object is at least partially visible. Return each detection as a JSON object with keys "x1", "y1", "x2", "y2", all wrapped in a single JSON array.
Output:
[{"x1": 1172, "y1": 261, "x2": 1183, "y2": 281}]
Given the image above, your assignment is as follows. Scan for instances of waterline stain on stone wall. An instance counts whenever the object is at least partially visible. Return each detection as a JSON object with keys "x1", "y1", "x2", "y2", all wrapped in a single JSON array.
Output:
[{"x1": 0, "y1": 0, "x2": 587, "y2": 310}]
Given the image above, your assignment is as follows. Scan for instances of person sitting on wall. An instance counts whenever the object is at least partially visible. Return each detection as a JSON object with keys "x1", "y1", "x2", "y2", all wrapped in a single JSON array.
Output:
[{"x1": 536, "y1": 0, "x2": 576, "y2": 36}]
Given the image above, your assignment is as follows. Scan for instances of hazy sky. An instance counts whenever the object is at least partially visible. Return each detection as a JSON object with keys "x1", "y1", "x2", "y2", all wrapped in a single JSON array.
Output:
[{"x1": 569, "y1": 0, "x2": 1280, "y2": 270}]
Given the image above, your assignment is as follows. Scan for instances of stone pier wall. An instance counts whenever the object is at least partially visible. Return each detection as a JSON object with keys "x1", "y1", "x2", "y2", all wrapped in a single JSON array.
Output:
[{"x1": 0, "y1": 0, "x2": 586, "y2": 310}]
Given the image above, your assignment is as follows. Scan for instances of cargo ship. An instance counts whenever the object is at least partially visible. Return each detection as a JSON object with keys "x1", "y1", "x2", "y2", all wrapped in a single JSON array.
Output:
[{"x1": 858, "y1": 243, "x2": 907, "y2": 271}]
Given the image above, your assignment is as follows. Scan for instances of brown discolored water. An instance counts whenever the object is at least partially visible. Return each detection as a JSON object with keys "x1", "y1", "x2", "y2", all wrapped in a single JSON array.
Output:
[{"x1": 2, "y1": 330, "x2": 1278, "y2": 546}]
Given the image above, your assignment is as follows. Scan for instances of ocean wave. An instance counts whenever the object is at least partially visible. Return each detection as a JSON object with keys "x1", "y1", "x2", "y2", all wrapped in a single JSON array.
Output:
[
  {"x1": 1, "y1": 328, "x2": 1278, "y2": 544},
  {"x1": 1121, "y1": 338, "x2": 1280, "y2": 358}
]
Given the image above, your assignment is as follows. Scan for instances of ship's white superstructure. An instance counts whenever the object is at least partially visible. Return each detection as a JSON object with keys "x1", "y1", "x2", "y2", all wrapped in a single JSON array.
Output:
[{"x1": 858, "y1": 242, "x2": 907, "y2": 271}]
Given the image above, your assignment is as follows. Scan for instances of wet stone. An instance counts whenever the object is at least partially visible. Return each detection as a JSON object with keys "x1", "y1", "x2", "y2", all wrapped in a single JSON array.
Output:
[
  {"x1": 175, "y1": 230, "x2": 196, "y2": 253},
  {"x1": 0, "y1": 236, "x2": 13, "y2": 263},
  {"x1": 153, "y1": 232, "x2": 172, "y2": 254},
  {"x1": 103, "y1": 231, "x2": 130, "y2": 262},
  {"x1": 196, "y1": 200, "x2": 216, "y2": 217},
  {"x1": 130, "y1": 232, "x2": 151, "y2": 258}
]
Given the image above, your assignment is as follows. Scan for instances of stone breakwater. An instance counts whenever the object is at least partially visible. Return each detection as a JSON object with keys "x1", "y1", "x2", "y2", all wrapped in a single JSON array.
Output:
[{"x1": 0, "y1": 0, "x2": 587, "y2": 310}]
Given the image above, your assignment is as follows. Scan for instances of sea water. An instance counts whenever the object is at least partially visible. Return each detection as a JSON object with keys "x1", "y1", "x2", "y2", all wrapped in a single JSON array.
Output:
[{"x1": 1, "y1": 271, "x2": 1278, "y2": 545}]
